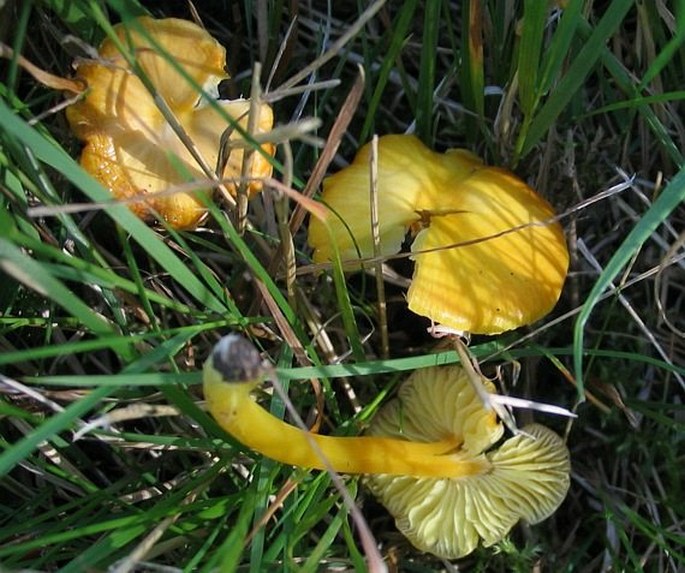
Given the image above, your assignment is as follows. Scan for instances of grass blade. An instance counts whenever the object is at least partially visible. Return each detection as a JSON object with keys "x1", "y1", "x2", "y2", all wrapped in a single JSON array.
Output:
[
  {"x1": 518, "y1": 0, "x2": 635, "y2": 158},
  {"x1": 573, "y1": 165, "x2": 685, "y2": 394}
]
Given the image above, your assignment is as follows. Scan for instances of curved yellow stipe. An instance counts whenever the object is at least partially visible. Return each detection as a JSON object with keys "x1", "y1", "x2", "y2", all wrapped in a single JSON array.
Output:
[
  {"x1": 203, "y1": 358, "x2": 488, "y2": 478},
  {"x1": 203, "y1": 335, "x2": 571, "y2": 560}
]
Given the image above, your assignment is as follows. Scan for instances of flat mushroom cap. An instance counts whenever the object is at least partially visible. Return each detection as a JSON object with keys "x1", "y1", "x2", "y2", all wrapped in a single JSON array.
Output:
[
  {"x1": 67, "y1": 16, "x2": 274, "y2": 229},
  {"x1": 307, "y1": 134, "x2": 569, "y2": 334},
  {"x1": 365, "y1": 366, "x2": 571, "y2": 560},
  {"x1": 308, "y1": 135, "x2": 480, "y2": 260}
]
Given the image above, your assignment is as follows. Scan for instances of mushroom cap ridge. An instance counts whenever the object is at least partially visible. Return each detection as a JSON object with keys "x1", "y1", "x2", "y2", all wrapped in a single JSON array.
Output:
[{"x1": 67, "y1": 16, "x2": 274, "y2": 229}]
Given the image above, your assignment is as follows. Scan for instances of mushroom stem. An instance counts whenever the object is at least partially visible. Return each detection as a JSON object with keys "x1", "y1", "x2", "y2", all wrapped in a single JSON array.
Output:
[
  {"x1": 203, "y1": 335, "x2": 571, "y2": 560},
  {"x1": 203, "y1": 355, "x2": 489, "y2": 478}
]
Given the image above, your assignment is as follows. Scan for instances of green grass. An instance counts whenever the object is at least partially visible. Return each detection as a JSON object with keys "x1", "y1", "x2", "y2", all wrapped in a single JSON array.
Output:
[{"x1": 1, "y1": 0, "x2": 684, "y2": 571}]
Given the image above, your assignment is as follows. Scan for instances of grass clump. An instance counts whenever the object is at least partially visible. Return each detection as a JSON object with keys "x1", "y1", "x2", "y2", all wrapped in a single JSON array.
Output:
[{"x1": 1, "y1": 0, "x2": 684, "y2": 571}]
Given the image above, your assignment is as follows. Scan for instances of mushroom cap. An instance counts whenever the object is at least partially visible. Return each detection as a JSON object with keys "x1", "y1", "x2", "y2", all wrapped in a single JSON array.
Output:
[
  {"x1": 307, "y1": 135, "x2": 569, "y2": 334},
  {"x1": 67, "y1": 16, "x2": 274, "y2": 229},
  {"x1": 365, "y1": 365, "x2": 571, "y2": 559}
]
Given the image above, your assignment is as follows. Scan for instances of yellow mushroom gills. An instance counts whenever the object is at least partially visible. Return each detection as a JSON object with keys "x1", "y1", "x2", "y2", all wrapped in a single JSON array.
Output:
[
  {"x1": 67, "y1": 16, "x2": 275, "y2": 229},
  {"x1": 203, "y1": 334, "x2": 571, "y2": 559},
  {"x1": 307, "y1": 134, "x2": 570, "y2": 334}
]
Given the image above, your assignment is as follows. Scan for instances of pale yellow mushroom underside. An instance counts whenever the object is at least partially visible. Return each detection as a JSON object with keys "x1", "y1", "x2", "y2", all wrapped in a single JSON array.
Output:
[
  {"x1": 366, "y1": 367, "x2": 571, "y2": 560},
  {"x1": 204, "y1": 335, "x2": 571, "y2": 561}
]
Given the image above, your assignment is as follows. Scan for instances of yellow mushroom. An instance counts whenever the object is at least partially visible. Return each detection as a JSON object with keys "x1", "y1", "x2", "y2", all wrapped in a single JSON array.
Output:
[
  {"x1": 67, "y1": 16, "x2": 274, "y2": 229},
  {"x1": 203, "y1": 334, "x2": 571, "y2": 559},
  {"x1": 307, "y1": 135, "x2": 569, "y2": 334},
  {"x1": 365, "y1": 367, "x2": 570, "y2": 559}
]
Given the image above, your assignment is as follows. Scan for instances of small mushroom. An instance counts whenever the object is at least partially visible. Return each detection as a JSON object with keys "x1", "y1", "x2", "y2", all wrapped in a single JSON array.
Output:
[
  {"x1": 365, "y1": 366, "x2": 571, "y2": 559},
  {"x1": 67, "y1": 16, "x2": 274, "y2": 229},
  {"x1": 307, "y1": 135, "x2": 569, "y2": 334},
  {"x1": 203, "y1": 334, "x2": 570, "y2": 559}
]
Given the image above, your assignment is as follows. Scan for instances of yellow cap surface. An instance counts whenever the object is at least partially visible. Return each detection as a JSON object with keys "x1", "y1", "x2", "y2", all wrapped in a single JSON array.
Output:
[
  {"x1": 308, "y1": 135, "x2": 569, "y2": 334},
  {"x1": 67, "y1": 16, "x2": 274, "y2": 229}
]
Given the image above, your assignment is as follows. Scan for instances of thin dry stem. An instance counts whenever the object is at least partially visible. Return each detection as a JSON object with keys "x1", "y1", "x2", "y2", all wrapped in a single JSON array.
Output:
[{"x1": 369, "y1": 135, "x2": 389, "y2": 359}]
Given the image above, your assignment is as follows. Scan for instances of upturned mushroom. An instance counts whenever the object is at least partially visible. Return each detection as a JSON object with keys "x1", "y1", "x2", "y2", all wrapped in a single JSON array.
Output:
[
  {"x1": 307, "y1": 135, "x2": 569, "y2": 335},
  {"x1": 67, "y1": 16, "x2": 274, "y2": 229},
  {"x1": 203, "y1": 334, "x2": 571, "y2": 559}
]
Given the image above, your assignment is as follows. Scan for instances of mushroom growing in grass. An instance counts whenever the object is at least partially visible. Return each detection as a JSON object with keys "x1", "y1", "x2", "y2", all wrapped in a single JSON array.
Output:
[
  {"x1": 204, "y1": 334, "x2": 571, "y2": 559},
  {"x1": 308, "y1": 135, "x2": 569, "y2": 335},
  {"x1": 67, "y1": 16, "x2": 275, "y2": 229}
]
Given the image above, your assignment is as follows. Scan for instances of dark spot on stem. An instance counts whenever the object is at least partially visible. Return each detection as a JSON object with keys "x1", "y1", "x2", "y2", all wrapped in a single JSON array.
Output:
[{"x1": 212, "y1": 334, "x2": 268, "y2": 383}]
